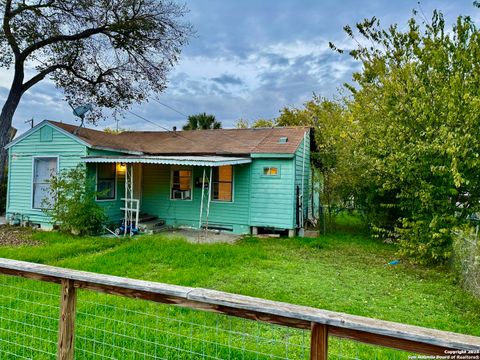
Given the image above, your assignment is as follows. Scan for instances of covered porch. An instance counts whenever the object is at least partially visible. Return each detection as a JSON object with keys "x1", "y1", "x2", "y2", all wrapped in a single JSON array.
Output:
[{"x1": 82, "y1": 155, "x2": 252, "y2": 236}]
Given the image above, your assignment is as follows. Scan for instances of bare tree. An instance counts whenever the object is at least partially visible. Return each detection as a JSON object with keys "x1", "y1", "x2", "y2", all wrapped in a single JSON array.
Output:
[{"x1": 0, "y1": 0, "x2": 192, "y2": 182}]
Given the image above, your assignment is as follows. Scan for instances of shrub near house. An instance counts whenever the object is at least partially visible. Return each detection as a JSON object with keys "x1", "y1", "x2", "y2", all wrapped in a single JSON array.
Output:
[{"x1": 42, "y1": 165, "x2": 106, "y2": 235}]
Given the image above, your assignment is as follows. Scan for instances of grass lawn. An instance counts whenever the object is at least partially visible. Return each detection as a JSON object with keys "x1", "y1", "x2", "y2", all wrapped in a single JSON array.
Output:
[{"x1": 0, "y1": 225, "x2": 478, "y2": 359}]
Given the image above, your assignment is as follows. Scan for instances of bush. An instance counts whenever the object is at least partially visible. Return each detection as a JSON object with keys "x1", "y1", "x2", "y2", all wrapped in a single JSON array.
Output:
[
  {"x1": 452, "y1": 226, "x2": 480, "y2": 298},
  {"x1": 42, "y1": 165, "x2": 106, "y2": 235}
]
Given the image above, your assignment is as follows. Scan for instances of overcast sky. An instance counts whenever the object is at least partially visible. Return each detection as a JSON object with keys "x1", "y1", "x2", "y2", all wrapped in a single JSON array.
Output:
[{"x1": 0, "y1": 0, "x2": 478, "y2": 134}]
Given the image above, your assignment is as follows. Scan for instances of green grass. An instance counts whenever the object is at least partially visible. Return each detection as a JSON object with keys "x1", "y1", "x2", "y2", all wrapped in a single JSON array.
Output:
[{"x1": 0, "y1": 226, "x2": 478, "y2": 359}]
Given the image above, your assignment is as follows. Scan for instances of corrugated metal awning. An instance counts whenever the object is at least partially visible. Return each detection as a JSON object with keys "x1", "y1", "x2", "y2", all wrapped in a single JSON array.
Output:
[{"x1": 82, "y1": 155, "x2": 252, "y2": 166}]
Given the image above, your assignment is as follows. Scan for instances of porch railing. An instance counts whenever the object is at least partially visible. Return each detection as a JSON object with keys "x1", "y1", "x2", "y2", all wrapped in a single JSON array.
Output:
[{"x1": 0, "y1": 258, "x2": 478, "y2": 359}]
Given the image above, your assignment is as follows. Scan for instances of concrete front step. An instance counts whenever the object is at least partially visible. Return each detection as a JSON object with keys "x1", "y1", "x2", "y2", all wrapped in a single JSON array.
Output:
[
  {"x1": 138, "y1": 218, "x2": 166, "y2": 234},
  {"x1": 138, "y1": 214, "x2": 158, "y2": 223}
]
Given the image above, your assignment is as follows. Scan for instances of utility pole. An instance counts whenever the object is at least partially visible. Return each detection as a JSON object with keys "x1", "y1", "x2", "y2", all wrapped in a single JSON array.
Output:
[{"x1": 25, "y1": 118, "x2": 33, "y2": 128}]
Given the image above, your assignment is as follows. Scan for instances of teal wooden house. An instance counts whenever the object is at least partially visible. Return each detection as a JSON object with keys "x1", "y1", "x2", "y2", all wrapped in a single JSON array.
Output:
[{"x1": 5, "y1": 120, "x2": 312, "y2": 235}]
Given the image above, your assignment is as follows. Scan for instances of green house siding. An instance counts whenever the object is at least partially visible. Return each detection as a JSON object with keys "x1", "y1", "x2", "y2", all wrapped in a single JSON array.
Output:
[
  {"x1": 249, "y1": 158, "x2": 295, "y2": 229},
  {"x1": 7, "y1": 123, "x2": 87, "y2": 226},
  {"x1": 294, "y1": 132, "x2": 311, "y2": 223},
  {"x1": 141, "y1": 164, "x2": 251, "y2": 234}
]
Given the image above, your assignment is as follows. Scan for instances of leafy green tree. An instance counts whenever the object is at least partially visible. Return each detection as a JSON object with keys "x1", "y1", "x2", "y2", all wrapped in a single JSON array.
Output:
[
  {"x1": 278, "y1": 96, "x2": 353, "y2": 228},
  {"x1": 234, "y1": 119, "x2": 249, "y2": 129},
  {"x1": 251, "y1": 118, "x2": 275, "y2": 128},
  {"x1": 103, "y1": 127, "x2": 128, "y2": 134},
  {"x1": 43, "y1": 165, "x2": 106, "y2": 235},
  {"x1": 183, "y1": 113, "x2": 221, "y2": 130},
  {"x1": 0, "y1": 0, "x2": 191, "y2": 185},
  {"x1": 334, "y1": 8, "x2": 480, "y2": 263}
]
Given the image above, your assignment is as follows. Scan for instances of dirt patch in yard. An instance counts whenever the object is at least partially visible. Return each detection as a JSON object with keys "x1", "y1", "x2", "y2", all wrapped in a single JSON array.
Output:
[
  {"x1": 158, "y1": 228, "x2": 241, "y2": 244},
  {"x1": 0, "y1": 226, "x2": 41, "y2": 247}
]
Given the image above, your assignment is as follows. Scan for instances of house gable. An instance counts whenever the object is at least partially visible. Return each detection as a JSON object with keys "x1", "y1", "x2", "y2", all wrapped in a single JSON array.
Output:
[{"x1": 5, "y1": 120, "x2": 91, "y2": 150}]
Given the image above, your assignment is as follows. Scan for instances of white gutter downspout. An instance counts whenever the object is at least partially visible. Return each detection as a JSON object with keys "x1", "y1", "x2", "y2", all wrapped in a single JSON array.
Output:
[{"x1": 299, "y1": 131, "x2": 307, "y2": 237}]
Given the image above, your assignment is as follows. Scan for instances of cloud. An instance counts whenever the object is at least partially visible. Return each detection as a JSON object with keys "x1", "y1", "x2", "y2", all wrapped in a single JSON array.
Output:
[
  {"x1": 211, "y1": 74, "x2": 244, "y2": 86},
  {"x1": 2, "y1": 0, "x2": 476, "y2": 135}
]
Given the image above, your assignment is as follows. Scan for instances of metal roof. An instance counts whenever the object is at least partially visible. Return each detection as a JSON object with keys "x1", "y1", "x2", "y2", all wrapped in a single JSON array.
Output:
[{"x1": 82, "y1": 156, "x2": 252, "y2": 166}]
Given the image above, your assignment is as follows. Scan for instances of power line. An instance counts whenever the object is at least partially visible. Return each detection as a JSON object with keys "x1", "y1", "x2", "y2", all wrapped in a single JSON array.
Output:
[
  {"x1": 152, "y1": 98, "x2": 255, "y2": 146},
  {"x1": 125, "y1": 109, "x2": 195, "y2": 143},
  {"x1": 151, "y1": 98, "x2": 188, "y2": 118},
  {"x1": 125, "y1": 109, "x2": 172, "y2": 132},
  {"x1": 129, "y1": 101, "x2": 258, "y2": 150}
]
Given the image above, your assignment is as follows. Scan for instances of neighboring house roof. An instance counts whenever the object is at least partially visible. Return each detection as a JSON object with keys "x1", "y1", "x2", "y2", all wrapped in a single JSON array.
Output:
[{"x1": 44, "y1": 120, "x2": 310, "y2": 156}]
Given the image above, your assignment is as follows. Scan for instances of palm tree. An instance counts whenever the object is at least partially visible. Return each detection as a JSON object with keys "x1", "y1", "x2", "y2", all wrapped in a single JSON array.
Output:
[{"x1": 183, "y1": 113, "x2": 222, "y2": 130}]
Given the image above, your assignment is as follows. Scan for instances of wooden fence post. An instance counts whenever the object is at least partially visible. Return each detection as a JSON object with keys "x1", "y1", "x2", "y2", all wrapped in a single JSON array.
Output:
[
  {"x1": 310, "y1": 322, "x2": 328, "y2": 360},
  {"x1": 57, "y1": 279, "x2": 77, "y2": 360}
]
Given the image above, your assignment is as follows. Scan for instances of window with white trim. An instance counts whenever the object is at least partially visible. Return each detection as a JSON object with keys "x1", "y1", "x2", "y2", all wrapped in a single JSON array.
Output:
[
  {"x1": 263, "y1": 167, "x2": 279, "y2": 176},
  {"x1": 213, "y1": 165, "x2": 233, "y2": 202},
  {"x1": 171, "y1": 169, "x2": 192, "y2": 200},
  {"x1": 96, "y1": 163, "x2": 116, "y2": 200},
  {"x1": 32, "y1": 157, "x2": 57, "y2": 209}
]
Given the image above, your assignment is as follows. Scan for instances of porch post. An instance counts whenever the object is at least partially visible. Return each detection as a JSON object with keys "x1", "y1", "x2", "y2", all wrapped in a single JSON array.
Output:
[
  {"x1": 204, "y1": 166, "x2": 213, "y2": 233},
  {"x1": 129, "y1": 164, "x2": 134, "y2": 236},
  {"x1": 199, "y1": 168, "x2": 206, "y2": 229},
  {"x1": 124, "y1": 163, "x2": 128, "y2": 236}
]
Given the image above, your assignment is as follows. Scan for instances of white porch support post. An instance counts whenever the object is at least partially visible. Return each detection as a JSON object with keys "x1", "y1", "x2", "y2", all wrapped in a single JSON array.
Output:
[
  {"x1": 124, "y1": 163, "x2": 128, "y2": 237},
  {"x1": 204, "y1": 166, "x2": 213, "y2": 235},
  {"x1": 198, "y1": 168, "x2": 206, "y2": 229},
  {"x1": 129, "y1": 164, "x2": 134, "y2": 236}
]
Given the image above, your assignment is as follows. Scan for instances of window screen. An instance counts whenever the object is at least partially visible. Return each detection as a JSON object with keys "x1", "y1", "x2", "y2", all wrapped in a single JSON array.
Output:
[
  {"x1": 32, "y1": 157, "x2": 57, "y2": 209},
  {"x1": 213, "y1": 165, "x2": 233, "y2": 202},
  {"x1": 171, "y1": 169, "x2": 192, "y2": 200},
  {"x1": 97, "y1": 163, "x2": 116, "y2": 200}
]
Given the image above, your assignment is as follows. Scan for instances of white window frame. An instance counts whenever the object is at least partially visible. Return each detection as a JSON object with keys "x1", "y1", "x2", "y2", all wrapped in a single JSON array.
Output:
[
  {"x1": 262, "y1": 166, "x2": 281, "y2": 177},
  {"x1": 211, "y1": 165, "x2": 234, "y2": 203},
  {"x1": 31, "y1": 156, "x2": 59, "y2": 210},
  {"x1": 96, "y1": 163, "x2": 117, "y2": 202},
  {"x1": 170, "y1": 167, "x2": 193, "y2": 201}
]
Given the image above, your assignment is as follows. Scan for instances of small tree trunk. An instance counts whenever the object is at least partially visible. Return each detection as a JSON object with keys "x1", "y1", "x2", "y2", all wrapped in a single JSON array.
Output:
[{"x1": 322, "y1": 171, "x2": 333, "y2": 231}]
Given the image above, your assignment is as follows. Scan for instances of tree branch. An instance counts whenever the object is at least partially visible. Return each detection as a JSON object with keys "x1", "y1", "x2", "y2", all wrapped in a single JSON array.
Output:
[
  {"x1": 20, "y1": 26, "x2": 108, "y2": 60},
  {"x1": 22, "y1": 64, "x2": 64, "y2": 92},
  {"x1": 3, "y1": 0, "x2": 21, "y2": 56},
  {"x1": 9, "y1": 0, "x2": 55, "y2": 17},
  {"x1": 23, "y1": 61, "x2": 121, "y2": 93}
]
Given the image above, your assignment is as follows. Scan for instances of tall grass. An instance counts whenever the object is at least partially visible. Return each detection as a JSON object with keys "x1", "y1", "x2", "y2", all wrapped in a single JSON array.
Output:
[{"x1": 0, "y1": 226, "x2": 478, "y2": 359}]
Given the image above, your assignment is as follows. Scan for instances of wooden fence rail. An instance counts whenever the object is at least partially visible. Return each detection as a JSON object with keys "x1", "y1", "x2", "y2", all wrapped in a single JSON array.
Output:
[{"x1": 0, "y1": 258, "x2": 478, "y2": 360}]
